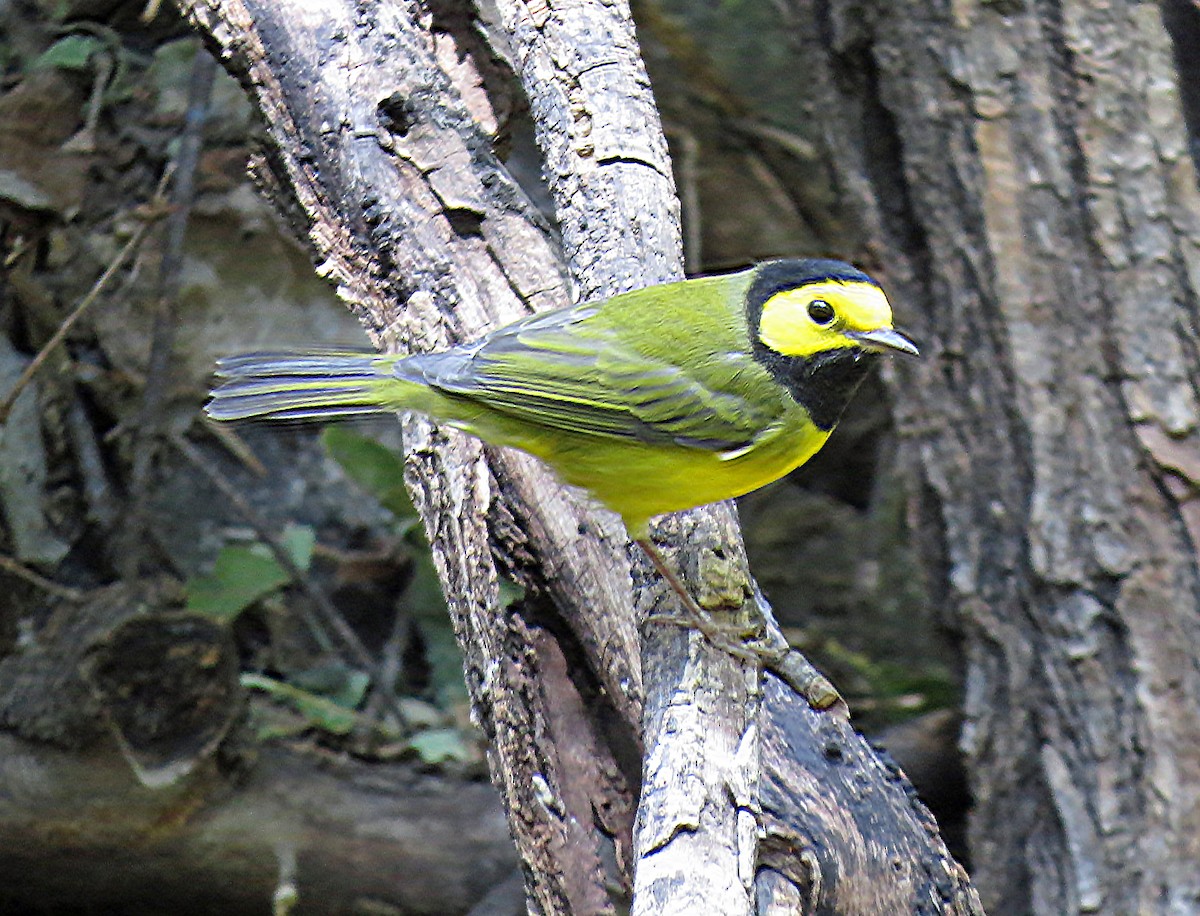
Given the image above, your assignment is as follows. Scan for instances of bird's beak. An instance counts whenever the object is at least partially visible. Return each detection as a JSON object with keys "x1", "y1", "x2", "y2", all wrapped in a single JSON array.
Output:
[{"x1": 846, "y1": 327, "x2": 920, "y2": 357}]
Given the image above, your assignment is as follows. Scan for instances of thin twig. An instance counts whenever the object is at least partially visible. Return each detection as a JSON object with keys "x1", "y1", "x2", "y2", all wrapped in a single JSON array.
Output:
[
  {"x1": 123, "y1": 47, "x2": 218, "y2": 579},
  {"x1": 202, "y1": 416, "x2": 269, "y2": 477},
  {"x1": 0, "y1": 554, "x2": 86, "y2": 602},
  {"x1": 140, "y1": 0, "x2": 166, "y2": 23},
  {"x1": 363, "y1": 580, "x2": 415, "y2": 730},
  {"x1": 172, "y1": 432, "x2": 409, "y2": 730},
  {"x1": 65, "y1": 397, "x2": 119, "y2": 526},
  {"x1": 0, "y1": 215, "x2": 155, "y2": 425},
  {"x1": 3, "y1": 235, "x2": 35, "y2": 270},
  {"x1": 174, "y1": 433, "x2": 334, "y2": 654},
  {"x1": 62, "y1": 51, "x2": 114, "y2": 154}
]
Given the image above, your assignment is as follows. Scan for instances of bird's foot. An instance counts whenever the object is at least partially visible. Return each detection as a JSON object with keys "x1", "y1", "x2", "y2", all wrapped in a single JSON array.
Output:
[
  {"x1": 646, "y1": 611, "x2": 844, "y2": 712},
  {"x1": 635, "y1": 538, "x2": 846, "y2": 714},
  {"x1": 645, "y1": 607, "x2": 771, "y2": 664}
]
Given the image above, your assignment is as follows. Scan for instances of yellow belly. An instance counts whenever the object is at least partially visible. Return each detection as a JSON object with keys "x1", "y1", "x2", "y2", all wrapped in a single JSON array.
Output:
[{"x1": 529, "y1": 421, "x2": 831, "y2": 537}]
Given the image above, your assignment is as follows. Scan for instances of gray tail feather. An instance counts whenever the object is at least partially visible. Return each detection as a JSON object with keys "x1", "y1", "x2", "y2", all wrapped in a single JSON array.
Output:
[{"x1": 206, "y1": 350, "x2": 393, "y2": 422}]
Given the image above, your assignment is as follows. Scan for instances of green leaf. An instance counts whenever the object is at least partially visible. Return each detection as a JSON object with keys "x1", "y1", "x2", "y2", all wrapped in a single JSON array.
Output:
[
  {"x1": 278, "y1": 523, "x2": 316, "y2": 569},
  {"x1": 187, "y1": 545, "x2": 290, "y2": 621},
  {"x1": 241, "y1": 673, "x2": 359, "y2": 735},
  {"x1": 498, "y1": 576, "x2": 526, "y2": 609},
  {"x1": 402, "y1": 555, "x2": 467, "y2": 706},
  {"x1": 186, "y1": 524, "x2": 314, "y2": 622},
  {"x1": 397, "y1": 697, "x2": 446, "y2": 729},
  {"x1": 321, "y1": 427, "x2": 416, "y2": 519},
  {"x1": 288, "y1": 663, "x2": 371, "y2": 709},
  {"x1": 406, "y1": 727, "x2": 470, "y2": 764},
  {"x1": 35, "y1": 35, "x2": 104, "y2": 71},
  {"x1": 246, "y1": 702, "x2": 310, "y2": 742}
]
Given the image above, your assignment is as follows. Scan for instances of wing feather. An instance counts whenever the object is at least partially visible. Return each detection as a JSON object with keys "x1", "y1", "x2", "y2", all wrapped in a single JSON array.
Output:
[{"x1": 396, "y1": 305, "x2": 778, "y2": 451}]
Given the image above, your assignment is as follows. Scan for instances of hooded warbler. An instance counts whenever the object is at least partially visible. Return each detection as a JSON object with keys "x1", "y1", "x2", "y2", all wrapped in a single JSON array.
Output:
[
  {"x1": 207, "y1": 258, "x2": 916, "y2": 658},
  {"x1": 207, "y1": 258, "x2": 916, "y2": 531}
]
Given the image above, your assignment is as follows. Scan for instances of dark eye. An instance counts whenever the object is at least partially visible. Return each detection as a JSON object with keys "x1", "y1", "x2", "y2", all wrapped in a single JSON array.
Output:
[{"x1": 807, "y1": 299, "x2": 835, "y2": 325}]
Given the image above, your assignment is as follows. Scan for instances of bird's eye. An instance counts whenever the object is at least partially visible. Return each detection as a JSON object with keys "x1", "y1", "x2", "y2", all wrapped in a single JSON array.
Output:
[{"x1": 807, "y1": 299, "x2": 835, "y2": 325}]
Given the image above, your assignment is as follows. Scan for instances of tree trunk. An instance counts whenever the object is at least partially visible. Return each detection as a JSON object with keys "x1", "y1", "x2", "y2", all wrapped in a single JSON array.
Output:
[
  {"x1": 176, "y1": 0, "x2": 981, "y2": 912},
  {"x1": 781, "y1": 0, "x2": 1200, "y2": 911}
]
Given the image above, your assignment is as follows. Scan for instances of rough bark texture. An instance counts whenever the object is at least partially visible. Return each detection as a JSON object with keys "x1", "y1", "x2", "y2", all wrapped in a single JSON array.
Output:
[
  {"x1": 486, "y1": 3, "x2": 763, "y2": 909},
  {"x1": 178, "y1": 2, "x2": 648, "y2": 910},
  {"x1": 175, "y1": 1, "x2": 981, "y2": 912},
  {"x1": 757, "y1": 681, "x2": 978, "y2": 914},
  {"x1": 780, "y1": 0, "x2": 1200, "y2": 911}
]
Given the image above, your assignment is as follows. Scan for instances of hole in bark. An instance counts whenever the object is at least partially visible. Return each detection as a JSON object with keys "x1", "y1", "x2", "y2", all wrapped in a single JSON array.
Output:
[
  {"x1": 445, "y1": 207, "x2": 485, "y2": 238},
  {"x1": 377, "y1": 92, "x2": 415, "y2": 138}
]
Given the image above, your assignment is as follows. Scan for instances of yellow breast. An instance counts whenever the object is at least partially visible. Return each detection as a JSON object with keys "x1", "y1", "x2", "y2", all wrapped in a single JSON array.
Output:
[{"x1": 529, "y1": 419, "x2": 830, "y2": 538}]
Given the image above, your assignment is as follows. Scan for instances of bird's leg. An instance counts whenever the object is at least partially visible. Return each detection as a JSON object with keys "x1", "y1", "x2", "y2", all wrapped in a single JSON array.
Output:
[
  {"x1": 635, "y1": 538, "x2": 772, "y2": 664},
  {"x1": 634, "y1": 538, "x2": 846, "y2": 713}
]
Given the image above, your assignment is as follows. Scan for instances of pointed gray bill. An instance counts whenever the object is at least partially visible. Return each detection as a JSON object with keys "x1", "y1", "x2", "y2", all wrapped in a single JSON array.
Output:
[{"x1": 846, "y1": 327, "x2": 920, "y2": 356}]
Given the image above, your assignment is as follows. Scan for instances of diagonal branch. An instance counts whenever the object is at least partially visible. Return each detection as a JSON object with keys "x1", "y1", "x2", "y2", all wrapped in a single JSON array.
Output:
[{"x1": 176, "y1": 0, "x2": 640, "y2": 909}]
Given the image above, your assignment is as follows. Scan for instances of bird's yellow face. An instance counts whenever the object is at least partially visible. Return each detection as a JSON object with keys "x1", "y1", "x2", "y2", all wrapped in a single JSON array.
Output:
[
  {"x1": 757, "y1": 279, "x2": 911, "y2": 358},
  {"x1": 743, "y1": 260, "x2": 917, "y2": 431}
]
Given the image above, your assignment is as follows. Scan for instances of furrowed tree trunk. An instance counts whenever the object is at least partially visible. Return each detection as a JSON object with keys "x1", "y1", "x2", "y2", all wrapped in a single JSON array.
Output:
[
  {"x1": 176, "y1": 1, "x2": 981, "y2": 912},
  {"x1": 780, "y1": 0, "x2": 1200, "y2": 911}
]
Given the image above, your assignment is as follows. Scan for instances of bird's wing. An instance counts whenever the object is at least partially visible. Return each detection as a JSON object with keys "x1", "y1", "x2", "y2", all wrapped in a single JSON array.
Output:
[{"x1": 397, "y1": 305, "x2": 778, "y2": 452}]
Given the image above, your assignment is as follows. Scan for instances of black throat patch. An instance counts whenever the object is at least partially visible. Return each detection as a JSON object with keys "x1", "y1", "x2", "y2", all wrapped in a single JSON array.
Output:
[
  {"x1": 745, "y1": 259, "x2": 882, "y2": 431},
  {"x1": 758, "y1": 346, "x2": 877, "y2": 431}
]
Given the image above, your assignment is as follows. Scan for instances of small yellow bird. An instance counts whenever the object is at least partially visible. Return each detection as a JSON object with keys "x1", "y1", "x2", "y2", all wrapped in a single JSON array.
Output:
[{"x1": 208, "y1": 259, "x2": 916, "y2": 648}]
